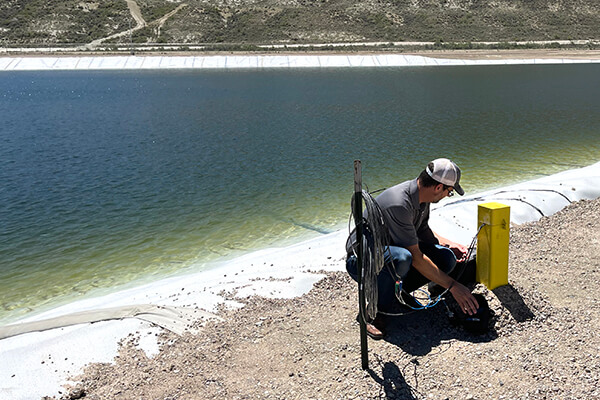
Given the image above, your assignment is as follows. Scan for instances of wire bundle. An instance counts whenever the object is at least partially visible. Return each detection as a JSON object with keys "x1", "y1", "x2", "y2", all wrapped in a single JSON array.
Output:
[{"x1": 350, "y1": 189, "x2": 389, "y2": 321}]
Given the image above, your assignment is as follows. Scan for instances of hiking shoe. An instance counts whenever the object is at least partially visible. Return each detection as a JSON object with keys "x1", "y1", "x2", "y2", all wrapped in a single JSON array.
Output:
[{"x1": 356, "y1": 314, "x2": 386, "y2": 340}]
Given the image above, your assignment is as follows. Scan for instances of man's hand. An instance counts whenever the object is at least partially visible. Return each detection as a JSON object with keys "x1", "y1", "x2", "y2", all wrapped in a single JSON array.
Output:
[
  {"x1": 446, "y1": 241, "x2": 468, "y2": 262},
  {"x1": 449, "y1": 282, "x2": 479, "y2": 315}
]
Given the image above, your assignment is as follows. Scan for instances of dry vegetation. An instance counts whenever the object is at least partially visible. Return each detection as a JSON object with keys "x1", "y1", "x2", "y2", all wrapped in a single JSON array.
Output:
[{"x1": 2, "y1": 0, "x2": 600, "y2": 48}]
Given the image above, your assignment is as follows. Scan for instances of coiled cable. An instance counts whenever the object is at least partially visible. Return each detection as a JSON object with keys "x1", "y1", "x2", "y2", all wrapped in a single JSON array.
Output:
[{"x1": 350, "y1": 189, "x2": 389, "y2": 321}]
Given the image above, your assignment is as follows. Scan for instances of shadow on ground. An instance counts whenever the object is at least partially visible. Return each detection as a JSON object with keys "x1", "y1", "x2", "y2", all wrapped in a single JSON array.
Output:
[
  {"x1": 379, "y1": 283, "x2": 533, "y2": 355},
  {"x1": 380, "y1": 297, "x2": 495, "y2": 357},
  {"x1": 360, "y1": 282, "x2": 534, "y2": 396},
  {"x1": 361, "y1": 302, "x2": 495, "y2": 398},
  {"x1": 366, "y1": 361, "x2": 420, "y2": 400},
  {"x1": 492, "y1": 284, "x2": 535, "y2": 322}
]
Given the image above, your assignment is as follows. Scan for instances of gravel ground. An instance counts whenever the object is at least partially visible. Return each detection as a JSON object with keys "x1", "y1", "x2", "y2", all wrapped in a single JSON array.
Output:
[{"x1": 53, "y1": 198, "x2": 600, "y2": 400}]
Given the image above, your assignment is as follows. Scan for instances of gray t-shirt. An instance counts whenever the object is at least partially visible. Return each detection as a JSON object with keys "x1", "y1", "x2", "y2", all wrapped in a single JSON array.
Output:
[
  {"x1": 375, "y1": 178, "x2": 438, "y2": 248},
  {"x1": 346, "y1": 178, "x2": 438, "y2": 254}
]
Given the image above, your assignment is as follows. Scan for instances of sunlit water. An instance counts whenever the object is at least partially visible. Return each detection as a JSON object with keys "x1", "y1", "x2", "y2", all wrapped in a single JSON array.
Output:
[{"x1": 1, "y1": 64, "x2": 599, "y2": 324}]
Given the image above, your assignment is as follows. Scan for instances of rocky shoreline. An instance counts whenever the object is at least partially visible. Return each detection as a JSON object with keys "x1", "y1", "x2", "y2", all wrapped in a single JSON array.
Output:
[{"x1": 51, "y1": 197, "x2": 600, "y2": 400}]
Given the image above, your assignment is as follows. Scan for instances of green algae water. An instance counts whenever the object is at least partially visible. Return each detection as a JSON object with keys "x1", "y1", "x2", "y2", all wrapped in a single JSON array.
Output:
[{"x1": 1, "y1": 64, "x2": 599, "y2": 324}]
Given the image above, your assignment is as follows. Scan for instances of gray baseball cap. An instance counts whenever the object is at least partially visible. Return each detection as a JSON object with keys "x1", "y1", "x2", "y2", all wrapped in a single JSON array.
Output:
[{"x1": 426, "y1": 158, "x2": 464, "y2": 196}]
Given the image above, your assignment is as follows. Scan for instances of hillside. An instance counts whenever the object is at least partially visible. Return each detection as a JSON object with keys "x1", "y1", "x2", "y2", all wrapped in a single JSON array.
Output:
[{"x1": 1, "y1": 0, "x2": 600, "y2": 50}]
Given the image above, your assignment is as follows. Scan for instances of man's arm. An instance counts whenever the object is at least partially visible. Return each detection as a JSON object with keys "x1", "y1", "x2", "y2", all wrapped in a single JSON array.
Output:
[{"x1": 406, "y1": 244, "x2": 479, "y2": 315}]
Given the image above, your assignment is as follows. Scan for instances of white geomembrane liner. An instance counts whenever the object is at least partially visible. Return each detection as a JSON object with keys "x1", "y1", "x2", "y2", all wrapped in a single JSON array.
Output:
[{"x1": 2, "y1": 54, "x2": 600, "y2": 71}]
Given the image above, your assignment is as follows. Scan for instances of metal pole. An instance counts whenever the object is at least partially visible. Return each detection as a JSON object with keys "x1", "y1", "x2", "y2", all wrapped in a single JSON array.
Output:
[{"x1": 353, "y1": 160, "x2": 368, "y2": 370}]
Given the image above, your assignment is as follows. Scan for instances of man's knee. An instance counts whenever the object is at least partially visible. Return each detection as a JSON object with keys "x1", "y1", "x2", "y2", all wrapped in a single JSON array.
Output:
[
  {"x1": 436, "y1": 245, "x2": 458, "y2": 274},
  {"x1": 346, "y1": 255, "x2": 358, "y2": 282},
  {"x1": 419, "y1": 242, "x2": 457, "y2": 274},
  {"x1": 384, "y1": 246, "x2": 412, "y2": 277}
]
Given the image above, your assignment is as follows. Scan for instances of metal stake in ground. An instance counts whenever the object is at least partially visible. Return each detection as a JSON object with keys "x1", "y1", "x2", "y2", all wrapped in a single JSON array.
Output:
[{"x1": 353, "y1": 160, "x2": 369, "y2": 370}]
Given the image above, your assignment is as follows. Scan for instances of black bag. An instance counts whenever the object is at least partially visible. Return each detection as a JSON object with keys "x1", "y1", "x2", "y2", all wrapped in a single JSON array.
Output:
[{"x1": 449, "y1": 293, "x2": 491, "y2": 335}]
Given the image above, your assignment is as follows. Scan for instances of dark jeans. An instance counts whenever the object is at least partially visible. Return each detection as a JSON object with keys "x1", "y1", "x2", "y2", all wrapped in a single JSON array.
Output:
[{"x1": 346, "y1": 242, "x2": 457, "y2": 312}]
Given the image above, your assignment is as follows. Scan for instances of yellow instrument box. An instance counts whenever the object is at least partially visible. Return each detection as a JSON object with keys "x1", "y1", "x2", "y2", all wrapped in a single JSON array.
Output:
[{"x1": 476, "y1": 202, "x2": 510, "y2": 290}]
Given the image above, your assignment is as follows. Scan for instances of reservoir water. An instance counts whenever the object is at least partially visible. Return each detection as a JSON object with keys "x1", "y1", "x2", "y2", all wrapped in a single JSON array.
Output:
[{"x1": 1, "y1": 64, "x2": 599, "y2": 324}]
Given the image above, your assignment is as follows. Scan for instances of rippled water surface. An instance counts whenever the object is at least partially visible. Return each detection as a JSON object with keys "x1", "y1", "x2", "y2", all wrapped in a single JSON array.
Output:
[{"x1": 1, "y1": 64, "x2": 599, "y2": 323}]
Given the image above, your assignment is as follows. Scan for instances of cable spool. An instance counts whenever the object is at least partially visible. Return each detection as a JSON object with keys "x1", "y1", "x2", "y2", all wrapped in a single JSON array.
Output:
[{"x1": 350, "y1": 189, "x2": 389, "y2": 321}]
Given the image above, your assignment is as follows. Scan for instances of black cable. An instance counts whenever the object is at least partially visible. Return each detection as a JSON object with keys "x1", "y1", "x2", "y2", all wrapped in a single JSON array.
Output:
[
  {"x1": 437, "y1": 188, "x2": 573, "y2": 218},
  {"x1": 350, "y1": 189, "x2": 389, "y2": 322}
]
